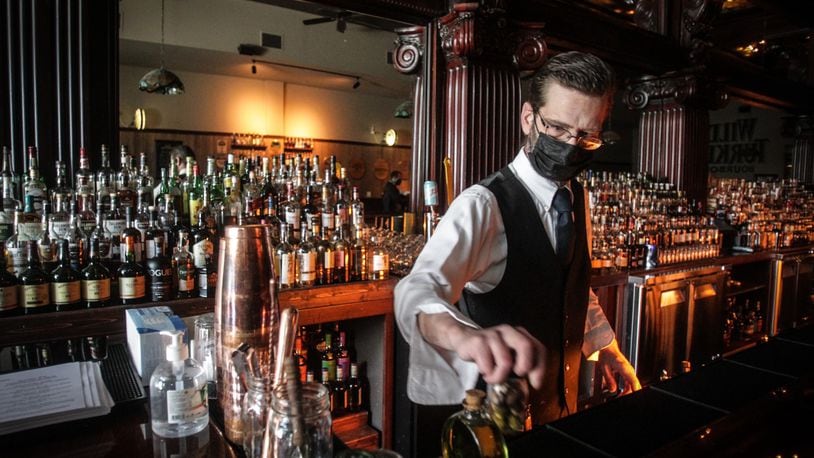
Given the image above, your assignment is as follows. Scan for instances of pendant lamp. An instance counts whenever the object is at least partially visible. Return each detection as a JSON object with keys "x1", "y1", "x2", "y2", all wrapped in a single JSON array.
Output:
[{"x1": 138, "y1": 0, "x2": 184, "y2": 95}]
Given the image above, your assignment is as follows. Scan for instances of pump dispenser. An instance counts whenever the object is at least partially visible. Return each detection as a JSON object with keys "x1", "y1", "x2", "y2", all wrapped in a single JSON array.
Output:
[{"x1": 150, "y1": 330, "x2": 210, "y2": 438}]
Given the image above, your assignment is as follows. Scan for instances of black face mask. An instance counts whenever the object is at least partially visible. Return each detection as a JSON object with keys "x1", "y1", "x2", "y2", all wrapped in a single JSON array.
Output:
[
  {"x1": 394, "y1": 179, "x2": 403, "y2": 186},
  {"x1": 528, "y1": 128, "x2": 594, "y2": 182}
]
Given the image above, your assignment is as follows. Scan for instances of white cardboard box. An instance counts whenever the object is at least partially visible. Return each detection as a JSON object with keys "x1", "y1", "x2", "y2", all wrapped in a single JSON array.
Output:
[{"x1": 125, "y1": 307, "x2": 188, "y2": 382}]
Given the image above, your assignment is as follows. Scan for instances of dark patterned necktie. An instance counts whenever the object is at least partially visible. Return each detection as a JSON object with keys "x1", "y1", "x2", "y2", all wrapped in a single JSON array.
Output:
[{"x1": 552, "y1": 187, "x2": 574, "y2": 265}]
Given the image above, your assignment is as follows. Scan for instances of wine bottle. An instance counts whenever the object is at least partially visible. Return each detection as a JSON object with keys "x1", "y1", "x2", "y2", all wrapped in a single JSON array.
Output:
[
  {"x1": 440, "y1": 390, "x2": 508, "y2": 458},
  {"x1": 81, "y1": 238, "x2": 112, "y2": 308},
  {"x1": 0, "y1": 247, "x2": 20, "y2": 317},
  {"x1": 50, "y1": 239, "x2": 82, "y2": 311},
  {"x1": 19, "y1": 241, "x2": 53, "y2": 314},
  {"x1": 172, "y1": 231, "x2": 196, "y2": 299},
  {"x1": 146, "y1": 238, "x2": 174, "y2": 302},
  {"x1": 118, "y1": 236, "x2": 146, "y2": 305}
]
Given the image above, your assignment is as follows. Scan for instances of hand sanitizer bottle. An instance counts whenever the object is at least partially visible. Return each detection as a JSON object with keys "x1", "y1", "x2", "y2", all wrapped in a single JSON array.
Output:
[{"x1": 150, "y1": 330, "x2": 210, "y2": 437}]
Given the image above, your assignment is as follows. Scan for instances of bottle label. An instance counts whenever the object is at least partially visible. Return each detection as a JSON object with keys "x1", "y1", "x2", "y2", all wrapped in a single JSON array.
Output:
[
  {"x1": 336, "y1": 207, "x2": 349, "y2": 225},
  {"x1": 352, "y1": 209, "x2": 364, "y2": 228},
  {"x1": 146, "y1": 237, "x2": 163, "y2": 259},
  {"x1": 104, "y1": 219, "x2": 126, "y2": 236},
  {"x1": 120, "y1": 241, "x2": 143, "y2": 263},
  {"x1": 18, "y1": 222, "x2": 42, "y2": 241},
  {"x1": 372, "y1": 253, "x2": 389, "y2": 272},
  {"x1": 285, "y1": 209, "x2": 300, "y2": 229},
  {"x1": 423, "y1": 181, "x2": 439, "y2": 206},
  {"x1": 323, "y1": 250, "x2": 335, "y2": 269},
  {"x1": 80, "y1": 220, "x2": 96, "y2": 236},
  {"x1": 178, "y1": 271, "x2": 195, "y2": 292},
  {"x1": 82, "y1": 278, "x2": 111, "y2": 301},
  {"x1": 0, "y1": 286, "x2": 18, "y2": 311},
  {"x1": 38, "y1": 242, "x2": 55, "y2": 262},
  {"x1": 189, "y1": 199, "x2": 202, "y2": 226},
  {"x1": 166, "y1": 386, "x2": 208, "y2": 424},
  {"x1": 321, "y1": 359, "x2": 337, "y2": 382},
  {"x1": 148, "y1": 266, "x2": 174, "y2": 301},
  {"x1": 21, "y1": 283, "x2": 49, "y2": 308},
  {"x1": 0, "y1": 221, "x2": 12, "y2": 243},
  {"x1": 280, "y1": 253, "x2": 295, "y2": 286},
  {"x1": 322, "y1": 211, "x2": 335, "y2": 229},
  {"x1": 338, "y1": 357, "x2": 351, "y2": 381},
  {"x1": 7, "y1": 247, "x2": 26, "y2": 276},
  {"x1": 119, "y1": 276, "x2": 145, "y2": 299},
  {"x1": 51, "y1": 281, "x2": 81, "y2": 304},
  {"x1": 49, "y1": 221, "x2": 70, "y2": 239},
  {"x1": 192, "y1": 239, "x2": 213, "y2": 269},
  {"x1": 334, "y1": 248, "x2": 346, "y2": 269},
  {"x1": 300, "y1": 252, "x2": 316, "y2": 282}
]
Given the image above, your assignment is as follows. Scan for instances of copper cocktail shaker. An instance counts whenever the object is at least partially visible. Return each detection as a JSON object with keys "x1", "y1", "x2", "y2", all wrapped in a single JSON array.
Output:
[{"x1": 215, "y1": 224, "x2": 279, "y2": 445}]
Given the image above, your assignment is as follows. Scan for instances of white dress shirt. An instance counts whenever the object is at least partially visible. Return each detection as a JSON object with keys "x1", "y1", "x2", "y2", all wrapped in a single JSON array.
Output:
[{"x1": 394, "y1": 149, "x2": 615, "y2": 405}]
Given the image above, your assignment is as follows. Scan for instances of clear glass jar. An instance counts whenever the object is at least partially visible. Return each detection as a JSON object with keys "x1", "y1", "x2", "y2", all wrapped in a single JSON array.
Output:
[
  {"x1": 242, "y1": 376, "x2": 271, "y2": 458},
  {"x1": 268, "y1": 382, "x2": 332, "y2": 458}
]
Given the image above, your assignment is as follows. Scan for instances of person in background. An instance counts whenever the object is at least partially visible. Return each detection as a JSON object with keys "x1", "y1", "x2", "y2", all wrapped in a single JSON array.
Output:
[
  {"x1": 382, "y1": 170, "x2": 404, "y2": 216},
  {"x1": 394, "y1": 51, "x2": 640, "y2": 427}
]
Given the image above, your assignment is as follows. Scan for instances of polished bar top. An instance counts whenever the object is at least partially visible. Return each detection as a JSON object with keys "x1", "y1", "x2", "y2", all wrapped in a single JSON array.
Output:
[{"x1": 509, "y1": 324, "x2": 814, "y2": 457}]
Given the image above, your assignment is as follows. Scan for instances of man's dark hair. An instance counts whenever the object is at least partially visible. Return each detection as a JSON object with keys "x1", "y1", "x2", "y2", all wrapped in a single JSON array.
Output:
[
  {"x1": 390, "y1": 170, "x2": 401, "y2": 180},
  {"x1": 528, "y1": 51, "x2": 616, "y2": 109}
]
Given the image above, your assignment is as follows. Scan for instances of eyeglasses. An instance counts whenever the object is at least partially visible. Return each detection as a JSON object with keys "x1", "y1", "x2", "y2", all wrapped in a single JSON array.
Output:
[{"x1": 535, "y1": 114, "x2": 604, "y2": 151}]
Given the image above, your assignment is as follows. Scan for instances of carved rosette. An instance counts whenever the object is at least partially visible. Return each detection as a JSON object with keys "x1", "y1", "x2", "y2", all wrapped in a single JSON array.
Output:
[
  {"x1": 512, "y1": 24, "x2": 546, "y2": 72},
  {"x1": 393, "y1": 26, "x2": 425, "y2": 75},
  {"x1": 624, "y1": 70, "x2": 728, "y2": 111}
]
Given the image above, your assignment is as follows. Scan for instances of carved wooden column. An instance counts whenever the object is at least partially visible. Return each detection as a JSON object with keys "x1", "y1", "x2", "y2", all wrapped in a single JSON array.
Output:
[
  {"x1": 394, "y1": 25, "x2": 444, "y2": 214},
  {"x1": 437, "y1": 2, "x2": 545, "y2": 201},
  {"x1": 791, "y1": 116, "x2": 814, "y2": 183},
  {"x1": 625, "y1": 71, "x2": 727, "y2": 202}
]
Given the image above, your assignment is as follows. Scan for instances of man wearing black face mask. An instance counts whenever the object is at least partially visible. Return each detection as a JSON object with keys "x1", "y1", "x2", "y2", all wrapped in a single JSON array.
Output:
[
  {"x1": 395, "y1": 51, "x2": 640, "y2": 426},
  {"x1": 383, "y1": 170, "x2": 404, "y2": 216}
]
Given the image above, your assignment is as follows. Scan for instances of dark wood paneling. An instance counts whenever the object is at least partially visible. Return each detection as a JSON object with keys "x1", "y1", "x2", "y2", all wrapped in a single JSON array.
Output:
[{"x1": 1, "y1": 0, "x2": 118, "y2": 186}]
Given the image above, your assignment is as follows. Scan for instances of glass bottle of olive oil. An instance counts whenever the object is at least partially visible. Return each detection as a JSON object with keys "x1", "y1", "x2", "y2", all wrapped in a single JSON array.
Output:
[{"x1": 441, "y1": 389, "x2": 508, "y2": 458}]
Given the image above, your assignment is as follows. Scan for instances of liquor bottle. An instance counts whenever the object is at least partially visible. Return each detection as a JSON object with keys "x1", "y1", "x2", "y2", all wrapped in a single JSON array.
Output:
[
  {"x1": 89, "y1": 200, "x2": 113, "y2": 264},
  {"x1": 81, "y1": 238, "x2": 112, "y2": 308},
  {"x1": 350, "y1": 186, "x2": 364, "y2": 231},
  {"x1": 316, "y1": 218, "x2": 334, "y2": 286},
  {"x1": 157, "y1": 194, "x2": 178, "y2": 247},
  {"x1": 144, "y1": 207, "x2": 165, "y2": 260},
  {"x1": 188, "y1": 163, "x2": 203, "y2": 227},
  {"x1": 96, "y1": 145, "x2": 114, "y2": 196},
  {"x1": 50, "y1": 160, "x2": 74, "y2": 211},
  {"x1": 302, "y1": 185, "x2": 320, "y2": 233},
  {"x1": 121, "y1": 206, "x2": 143, "y2": 263},
  {"x1": 440, "y1": 390, "x2": 508, "y2": 458},
  {"x1": 23, "y1": 146, "x2": 47, "y2": 215},
  {"x1": 173, "y1": 231, "x2": 196, "y2": 299},
  {"x1": 155, "y1": 168, "x2": 171, "y2": 209},
  {"x1": 167, "y1": 161, "x2": 184, "y2": 213},
  {"x1": 294, "y1": 335, "x2": 308, "y2": 383},
  {"x1": 321, "y1": 331, "x2": 337, "y2": 382},
  {"x1": 369, "y1": 233, "x2": 390, "y2": 281},
  {"x1": 242, "y1": 170, "x2": 262, "y2": 218},
  {"x1": 180, "y1": 157, "x2": 195, "y2": 221},
  {"x1": 261, "y1": 195, "x2": 281, "y2": 243},
  {"x1": 118, "y1": 236, "x2": 146, "y2": 305},
  {"x1": 50, "y1": 239, "x2": 82, "y2": 311},
  {"x1": 239, "y1": 194, "x2": 260, "y2": 225},
  {"x1": 64, "y1": 200, "x2": 87, "y2": 271},
  {"x1": 334, "y1": 185, "x2": 349, "y2": 233},
  {"x1": 219, "y1": 179, "x2": 241, "y2": 228},
  {"x1": 222, "y1": 153, "x2": 239, "y2": 198},
  {"x1": 349, "y1": 227, "x2": 367, "y2": 281},
  {"x1": 19, "y1": 241, "x2": 52, "y2": 314},
  {"x1": 0, "y1": 148, "x2": 18, "y2": 244},
  {"x1": 283, "y1": 182, "x2": 301, "y2": 241},
  {"x1": 0, "y1": 247, "x2": 20, "y2": 317},
  {"x1": 423, "y1": 180, "x2": 441, "y2": 240},
  {"x1": 203, "y1": 156, "x2": 223, "y2": 209},
  {"x1": 135, "y1": 199, "x2": 151, "y2": 245},
  {"x1": 115, "y1": 145, "x2": 137, "y2": 208},
  {"x1": 191, "y1": 203, "x2": 215, "y2": 274},
  {"x1": 5, "y1": 209, "x2": 28, "y2": 276},
  {"x1": 137, "y1": 152, "x2": 155, "y2": 209},
  {"x1": 48, "y1": 195, "x2": 70, "y2": 239},
  {"x1": 273, "y1": 222, "x2": 295, "y2": 290},
  {"x1": 77, "y1": 194, "x2": 97, "y2": 236},
  {"x1": 331, "y1": 220, "x2": 349, "y2": 283},
  {"x1": 197, "y1": 252, "x2": 217, "y2": 299},
  {"x1": 321, "y1": 367, "x2": 335, "y2": 414},
  {"x1": 332, "y1": 365, "x2": 349, "y2": 416},
  {"x1": 37, "y1": 202, "x2": 58, "y2": 273},
  {"x1": 347, "y1": 362, "x2": 365, "y2": 412},
  {"x1": 336, "y1": 330, "x2": 352, "y2": 380},
  {"x1": 297, "y1": 222, "x2": 317, "y2": 288},
  {"x1": 146, "y1": 237, "x2": 175, "y2": 302},
  {"x1": 75, "y1": 147, "x2": 95, "y2": 207},
  {"x1": 18, "y1": 195, "x2": 43, "y2": 242},
  {"x1": 105, "y1": 194, "x2": 126, "y2": 264}
]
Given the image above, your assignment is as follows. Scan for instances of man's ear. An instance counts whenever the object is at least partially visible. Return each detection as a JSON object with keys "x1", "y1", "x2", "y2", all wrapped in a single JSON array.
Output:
[{"x1": 520, "y1": 102, "x2": 535, "y2": 137}]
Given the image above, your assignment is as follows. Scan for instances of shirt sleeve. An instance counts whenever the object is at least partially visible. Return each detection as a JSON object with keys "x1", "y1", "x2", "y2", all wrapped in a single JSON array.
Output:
[{"x1": 394, "y1": 185, "x2": 505, "y2": 405}]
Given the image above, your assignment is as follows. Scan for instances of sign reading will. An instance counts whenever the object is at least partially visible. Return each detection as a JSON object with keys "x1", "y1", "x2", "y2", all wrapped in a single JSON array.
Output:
[{"x1": 708, "y1": 104, "x2": 791, "y2": 179}]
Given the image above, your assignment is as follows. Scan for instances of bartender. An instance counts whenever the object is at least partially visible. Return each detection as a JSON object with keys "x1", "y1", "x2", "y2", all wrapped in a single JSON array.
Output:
[{"x1": 394, "y1": 51, "x2": 640, "y2": 425}]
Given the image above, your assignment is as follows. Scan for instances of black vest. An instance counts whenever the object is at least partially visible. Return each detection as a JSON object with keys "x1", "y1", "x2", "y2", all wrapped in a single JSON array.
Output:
[{"x1": 459, "y1": 166, "x2": 590, "y2": 425}]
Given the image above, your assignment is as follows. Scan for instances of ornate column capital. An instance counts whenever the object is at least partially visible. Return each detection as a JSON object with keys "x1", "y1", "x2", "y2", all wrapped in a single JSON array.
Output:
[
  {"x1": 624, "y1": 69, "x2": 728, "y2": 111},
  {"x1": 393, "y1": 26, "x2": 425, "y2": 75}
]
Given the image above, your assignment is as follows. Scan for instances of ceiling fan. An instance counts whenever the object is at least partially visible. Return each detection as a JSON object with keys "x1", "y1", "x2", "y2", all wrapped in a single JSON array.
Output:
[{"x1": 302, "y1": 11, "x2": 354, "y2": 33}]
